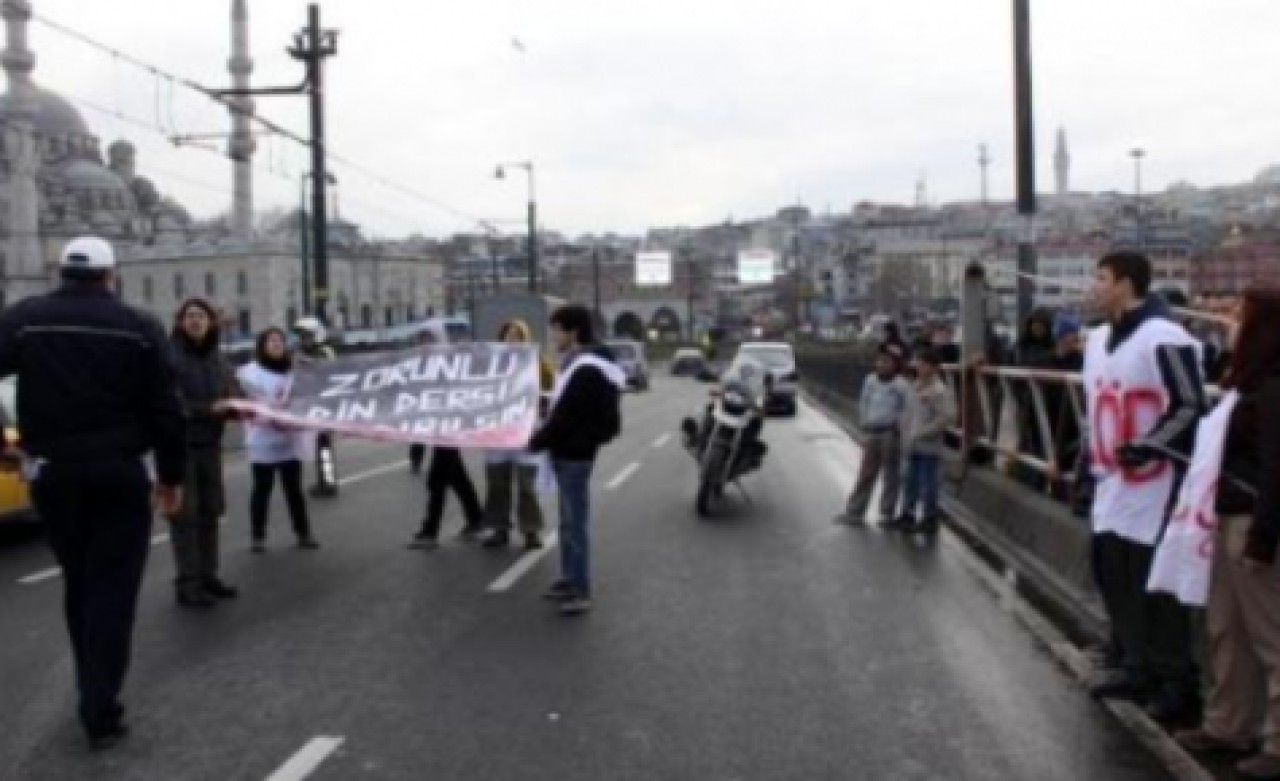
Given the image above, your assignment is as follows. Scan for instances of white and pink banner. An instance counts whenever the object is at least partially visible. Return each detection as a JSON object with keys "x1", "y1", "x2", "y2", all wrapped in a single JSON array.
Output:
[{"x1": 228, "y1": 343, "x2": 541, "y2": 449}]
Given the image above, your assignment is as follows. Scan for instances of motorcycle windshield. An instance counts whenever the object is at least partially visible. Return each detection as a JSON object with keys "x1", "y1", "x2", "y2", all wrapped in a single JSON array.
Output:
[{"x1": 723, "y1": 357, "x2": 767, "y2": 405}]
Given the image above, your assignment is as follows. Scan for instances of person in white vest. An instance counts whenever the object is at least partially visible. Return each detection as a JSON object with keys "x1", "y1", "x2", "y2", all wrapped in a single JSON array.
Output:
[
  {"x1": 1084, "y1": 251, "x2": 1206, "y2": 724},
  {"x1": 237, "y1": 328, "x2": 319, "y2": 552},
  {"x1": 1173, "y1": 288, "x2": 1280, "y2": 780}
]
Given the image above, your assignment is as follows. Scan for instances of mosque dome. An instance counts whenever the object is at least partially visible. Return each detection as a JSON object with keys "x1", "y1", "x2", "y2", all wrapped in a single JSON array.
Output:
[{"x1": 0, "y1": 85, "x2": 91, "y2": 139}]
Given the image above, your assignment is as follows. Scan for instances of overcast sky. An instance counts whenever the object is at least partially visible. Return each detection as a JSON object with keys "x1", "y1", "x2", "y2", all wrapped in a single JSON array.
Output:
[{"x1": 20, "y1": 0, "x2": 1280, "y2": 237}]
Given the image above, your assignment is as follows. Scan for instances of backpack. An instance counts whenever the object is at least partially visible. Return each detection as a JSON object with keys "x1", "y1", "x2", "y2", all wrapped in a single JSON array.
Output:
[{"x1": 597, "y1": 381, "x2": 622, "y2": 445}]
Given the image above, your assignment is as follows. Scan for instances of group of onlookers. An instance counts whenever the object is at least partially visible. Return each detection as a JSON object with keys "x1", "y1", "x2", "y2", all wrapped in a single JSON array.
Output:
[{"x1": 832, "y1": 337, "x2": 957, "y2": 534}]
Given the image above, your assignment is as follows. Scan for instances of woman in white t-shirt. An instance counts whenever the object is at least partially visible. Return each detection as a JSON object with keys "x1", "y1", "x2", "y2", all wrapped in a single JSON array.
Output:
[{"x1": 237, "y1": 328, "x2": 319, "y2": 553}]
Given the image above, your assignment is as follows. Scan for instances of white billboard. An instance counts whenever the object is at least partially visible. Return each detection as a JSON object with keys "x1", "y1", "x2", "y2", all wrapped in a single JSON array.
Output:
[
  {"x1": 635, "y1": 251, "x2": 673, "y2": 286},
  {"x1": 737, "y1": 249, "x2": 778, "y2": 285}
]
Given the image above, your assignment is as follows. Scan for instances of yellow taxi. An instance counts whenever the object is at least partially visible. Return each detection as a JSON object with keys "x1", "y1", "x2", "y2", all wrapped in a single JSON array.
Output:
[{"x1": 0, "y1": 377, "x2": 33, "y2": 523}]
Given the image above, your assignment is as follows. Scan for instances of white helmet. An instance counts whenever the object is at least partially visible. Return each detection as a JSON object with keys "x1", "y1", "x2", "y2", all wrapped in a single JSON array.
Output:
[{"x1": 294, "y1": 316, "x2": 327, "y2": 343}]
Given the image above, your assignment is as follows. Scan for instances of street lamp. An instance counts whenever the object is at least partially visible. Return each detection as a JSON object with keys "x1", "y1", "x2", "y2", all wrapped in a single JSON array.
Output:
[
  {"x1": 1131, "y1": 148, "x2": 1146, "y2": 249},
  {"x1": 495, "y1": 162, "x2": 538, "y2": 293}
]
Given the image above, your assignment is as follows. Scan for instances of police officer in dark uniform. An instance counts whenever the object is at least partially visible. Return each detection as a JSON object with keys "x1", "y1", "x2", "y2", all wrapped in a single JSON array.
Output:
[
  {"x1": 294, "y1": 316, "x2": 340, "y2": 498},
  {"x1": 0, "y1": 237, "x2": 185, "y2": 750}
]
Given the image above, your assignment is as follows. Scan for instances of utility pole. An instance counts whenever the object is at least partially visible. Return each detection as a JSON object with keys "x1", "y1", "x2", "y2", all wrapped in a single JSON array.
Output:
[
  {"x1": 1131, "y1": 148, "x2": 1146, "y2": 250},
  {"x1": 299, "y1": 175, "x2": 311, "y2": 314},
  {"x1": 211, "y1": 4, "x2": 337, "y2": 324},
  {"x1": 1012, "y1": 0, "x2": 1037, "y2": 351},
  {"x1": 685, "y1": 251, "x2": 697, "y2": 343},
  {"x1": 294, "y1": 5, "x2": 337, "y2": 326}
]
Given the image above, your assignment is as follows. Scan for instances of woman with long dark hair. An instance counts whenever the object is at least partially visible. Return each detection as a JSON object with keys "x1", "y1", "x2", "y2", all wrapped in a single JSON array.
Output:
[
  {"x1": 1176, "y1": 288, "x2": 1280, "y2": 780},
  {"x1": 237, "y1": 328, "x2": 319, "y2": 553},
  {"x1": 169, "y1": 298, "x2": 242, "y2": 607}
]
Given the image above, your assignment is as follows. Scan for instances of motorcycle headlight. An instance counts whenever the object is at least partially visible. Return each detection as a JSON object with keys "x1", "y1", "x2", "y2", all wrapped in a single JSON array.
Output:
[{"x1": 723, "y1": 390, "x2": 747, "y2": 408}]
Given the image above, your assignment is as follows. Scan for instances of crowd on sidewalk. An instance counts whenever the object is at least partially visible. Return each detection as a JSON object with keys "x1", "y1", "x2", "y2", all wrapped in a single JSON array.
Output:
[{"x1": 833, "y1": 250, "x2": 1280, "y2": 780}]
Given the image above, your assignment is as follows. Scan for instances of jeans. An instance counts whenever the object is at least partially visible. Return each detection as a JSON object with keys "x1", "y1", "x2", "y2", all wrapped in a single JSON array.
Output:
[
  {"x1": 902, "y1": 453, "x2": 942, "y2": 520},
  {"x1": 554, "y1": 460, "x2": 595, "y2": 598}
]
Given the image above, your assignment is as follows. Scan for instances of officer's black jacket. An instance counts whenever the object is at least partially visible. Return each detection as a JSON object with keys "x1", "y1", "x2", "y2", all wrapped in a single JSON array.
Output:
[{"x1": 0, "y1": 283, "x2": 186, "y2": 485}]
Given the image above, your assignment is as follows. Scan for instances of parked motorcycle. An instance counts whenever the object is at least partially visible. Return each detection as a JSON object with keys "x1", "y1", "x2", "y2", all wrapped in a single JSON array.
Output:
[{"x1": 680, "y1": 360, "x2": 769, "y2": 517}]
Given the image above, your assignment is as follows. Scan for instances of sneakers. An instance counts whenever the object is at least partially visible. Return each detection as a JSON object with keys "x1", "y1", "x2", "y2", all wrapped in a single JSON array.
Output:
[
  {"x1": 176, "y1": 585, "x2": 216, "y2": 609},
  {"x1": 297, "y1": 536, "x2": 321, "y2": 550},
  {"x1": 408, "y1": 533, "x2": 440, "y2": 551},
  {"x1": 543, "y1": 580, "x2": 574, "y2": 601},
  {"x1": 88, "y1": 723, "x2": 129, "y2": 752},
  {"x1": 459, "y1": 525, "x2": 486, "y2": 543},
  {"x1": 202, "y1": 578, "x2": 239, "y2": 600},
  {"x1": 881, "y1": 515, "x2": 916, "y2": 532},
  {"x1": 915, "y1": 517, "x2": 941, "y2": 536},
  {"x1": 1238, "y1": 754, "x2": 1280, "y2": 780},
  {"x1": 524, "y1": 533, "x2": 544, "y2": 551},
  {"x1": 482, "y1": 530, "x2": 511, "y2": 549},
  {"x1": 558, "y1": 596, "x2": 592, "y2": 616}
]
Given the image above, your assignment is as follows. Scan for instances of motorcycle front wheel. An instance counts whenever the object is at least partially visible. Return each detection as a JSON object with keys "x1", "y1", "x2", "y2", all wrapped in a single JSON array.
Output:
[{"x1": 696, "y1": 445, "x2": 728, "y2": 518}]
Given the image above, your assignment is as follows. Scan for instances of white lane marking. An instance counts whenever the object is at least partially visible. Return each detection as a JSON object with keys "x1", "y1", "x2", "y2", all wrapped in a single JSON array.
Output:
[
  {"x1": 487, "y1": 531, "x2": 560, "y2": 593},
  {"x1": 606, "y1": 462, "x2": 641, "y2": 491},
  {"x1": 338, "y1": 460, "x2": 410, "y2": 486},
  {"x1": 18, "y1": 567, "x2": 60, "y2": 585},
  {"x1": 265, "y1": 736, "x2": 346, "y2": 781},
  {"x1": 151, "y1": 533, "x2": 170, "y2": 546},
  {"x1": 652, "y1": 433, "x2": 672, "y2": 449}
]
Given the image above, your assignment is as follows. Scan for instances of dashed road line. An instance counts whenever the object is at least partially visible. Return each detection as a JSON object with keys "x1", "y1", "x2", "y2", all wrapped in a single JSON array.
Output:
[
  {"x1": 652, "y1": 433, "x2": 672, "y2": 449},
  {"x1": 265, "y1": 736, "x2": 346, "y2": 781},
  {"x1": 17, "y1": 567, "x2": 60, "y2": 585},
  {"x1": 606, "y1": 462, "x2": 641, "y2": 490},
  {"x1": 487, "y1": 532, "x2": 560, "y2": 594},
  {"x1": 338, "y1": 460, "x2": 410, "y2": 486}
]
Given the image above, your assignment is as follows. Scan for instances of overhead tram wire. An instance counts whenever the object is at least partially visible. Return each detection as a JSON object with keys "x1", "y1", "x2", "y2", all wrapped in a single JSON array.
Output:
[{"x1": 31, "y1": 11, "x2": 493, "y2": 235}]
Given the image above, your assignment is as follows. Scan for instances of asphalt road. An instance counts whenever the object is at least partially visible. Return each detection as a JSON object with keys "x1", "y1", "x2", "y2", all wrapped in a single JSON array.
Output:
[{"x1": 0, "y1": 376, "x2": 1173, "y2": 781}]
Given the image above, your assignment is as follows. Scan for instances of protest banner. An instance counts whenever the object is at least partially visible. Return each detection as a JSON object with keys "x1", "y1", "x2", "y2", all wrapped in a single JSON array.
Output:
[{"x1": 228, "y1": 343, "x2": 541, "y2": 449}]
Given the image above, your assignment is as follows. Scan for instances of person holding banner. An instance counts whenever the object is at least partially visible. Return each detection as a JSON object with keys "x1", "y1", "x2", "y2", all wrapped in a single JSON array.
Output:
[
  {"x1": 169, "y1": 298, "x2": 243, "y2": 608},
  {"x1": 1173, "y1": 289, "x2": 1280, "y2": 779},
  {"x1": 238, "y1": 328, "x2": 319, "y2": 553},
  {"x1": 481, "y1": 319, "x2": 555, "y2": 551},
  {"x1": 408, "y1": 323, "x2": 486, "y2": 550},
  {"x1": 529, "y1": 305, "x2": 626, "y2": 616}
]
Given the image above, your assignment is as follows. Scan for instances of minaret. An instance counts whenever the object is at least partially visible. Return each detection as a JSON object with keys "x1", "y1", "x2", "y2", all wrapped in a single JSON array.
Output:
[
  {"x1": 2, "y1": 0, "x2": 45, "y2": 302},
  {"x1": 1054, "y1": 127, "x2": 1071, "y2": 196},
  {"x1": 228, "y1": 0, "x2": 256, "y2": 240}
]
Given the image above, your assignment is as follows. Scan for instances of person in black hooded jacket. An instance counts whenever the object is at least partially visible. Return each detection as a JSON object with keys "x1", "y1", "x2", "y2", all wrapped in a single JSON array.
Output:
[{"x1": 169, "y1": 298, "x2": 242, "y2": 607}]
